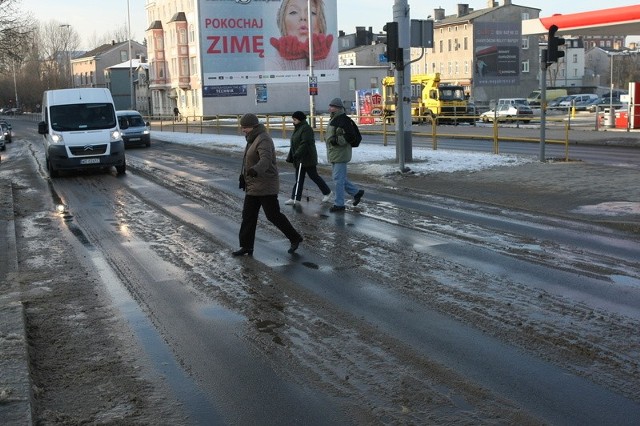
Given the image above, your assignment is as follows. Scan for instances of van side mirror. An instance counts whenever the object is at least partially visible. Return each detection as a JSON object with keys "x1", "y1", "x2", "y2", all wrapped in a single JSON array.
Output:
[
  {"x1": 38, "y1": 121, "x2": 48, "y2": 135},
  {"x1": 118, "y1": 117, "x2": 129, "y2": 130},
  {"x1": 145, "y1": 121, "x2": 150, "y2": 127}
]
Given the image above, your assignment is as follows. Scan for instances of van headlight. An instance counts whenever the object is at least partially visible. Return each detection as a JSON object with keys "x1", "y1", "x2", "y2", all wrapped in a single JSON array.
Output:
[
  {"x1": 51, "y1": 132, "x2": 64, "y2": 143},
  {"x1": 143, "y1": 129, "x2": 150, "y2": 135},
  {"x1": 111, "y1": 130, "x2": 122, "y2": 141}
]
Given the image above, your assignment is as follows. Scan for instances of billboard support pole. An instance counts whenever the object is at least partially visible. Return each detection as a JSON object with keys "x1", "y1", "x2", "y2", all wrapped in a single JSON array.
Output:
[{"x1": 308, "y1": 0, "x2": 316, "y2": 127}]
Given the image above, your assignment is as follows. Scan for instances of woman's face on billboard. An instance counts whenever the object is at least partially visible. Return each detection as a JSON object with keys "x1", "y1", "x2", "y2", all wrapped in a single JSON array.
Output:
[{"x1": 284, "y1": 0, "x2": 320, "y2": 41}]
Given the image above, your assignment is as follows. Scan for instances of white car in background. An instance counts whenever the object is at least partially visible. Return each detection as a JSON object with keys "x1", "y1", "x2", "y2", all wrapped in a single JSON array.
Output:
[{"x1": 480, "y1": 104, "x2": 534, "y2": 123}]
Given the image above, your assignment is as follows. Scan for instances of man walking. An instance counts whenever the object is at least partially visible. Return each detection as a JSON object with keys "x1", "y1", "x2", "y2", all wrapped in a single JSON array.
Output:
[
  {"x1": 233, "y1": 113, "x2": 303, "y2": 256},
  {"x1": 324, "y1": 97, "x2": 364, "y2": 212}
]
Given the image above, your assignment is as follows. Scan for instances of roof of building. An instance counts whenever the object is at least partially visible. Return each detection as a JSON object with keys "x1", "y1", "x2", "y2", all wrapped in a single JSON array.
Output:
[
  {"x1": 73, "y1": 40, "x2": 145, "y2": 61},
  {"x1": 435, "y1": 2, "x2": 540, "y2": 26}
]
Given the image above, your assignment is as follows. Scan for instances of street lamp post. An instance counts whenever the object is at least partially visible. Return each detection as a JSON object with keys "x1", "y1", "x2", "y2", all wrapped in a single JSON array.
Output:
[{"x1": 127, "y1": 0, "x2": 134, "y2": 109}]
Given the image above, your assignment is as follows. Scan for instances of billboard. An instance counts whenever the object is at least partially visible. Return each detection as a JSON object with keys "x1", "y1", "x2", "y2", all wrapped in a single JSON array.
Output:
[
  {"x1": 200, "y1": 0, "x2": 338, "y2": 87},
  {"x1": 473, "y1": 22, "x2": 520, "y2": 86}
]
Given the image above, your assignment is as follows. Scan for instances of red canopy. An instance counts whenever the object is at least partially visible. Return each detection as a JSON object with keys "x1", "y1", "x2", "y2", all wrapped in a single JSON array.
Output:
[{"x1": 522, "y1": 5, "x2": 640, "y2": 36}]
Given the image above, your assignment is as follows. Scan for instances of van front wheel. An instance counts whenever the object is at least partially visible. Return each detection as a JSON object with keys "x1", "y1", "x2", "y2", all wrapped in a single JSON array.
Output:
[
  {"x1": 47, "y1": 157, "x2": 59, "y2": 178},
  {"x1": 116, "y1": 161, "x2": 126, "y2": 175}
]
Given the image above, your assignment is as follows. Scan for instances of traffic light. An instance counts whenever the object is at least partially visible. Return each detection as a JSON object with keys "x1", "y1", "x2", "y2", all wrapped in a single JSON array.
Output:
[
  {"x1": 383, "y1": 22, "x2": 399, "y2": 63},
  {"x1": 547, "y1": 24, "x2": 565, "y2": 64}
]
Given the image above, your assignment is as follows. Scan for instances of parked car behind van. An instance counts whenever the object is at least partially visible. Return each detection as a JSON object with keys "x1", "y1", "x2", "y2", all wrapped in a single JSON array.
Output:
[
  {"x1": 38, "y1": 88, "x2": 127, "y2": 177},
  {"x1": 558, "y1": 94, "x2": 598, "y2": 110},
  {"x1": 116, "y1": 110, "x2": 150, "y2": 148}
]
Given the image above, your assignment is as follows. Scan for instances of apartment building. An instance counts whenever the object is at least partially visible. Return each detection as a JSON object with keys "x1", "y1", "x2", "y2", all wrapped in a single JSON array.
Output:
[{"x1": 144, "y1": 0, "x2": 340, "y2": 117}]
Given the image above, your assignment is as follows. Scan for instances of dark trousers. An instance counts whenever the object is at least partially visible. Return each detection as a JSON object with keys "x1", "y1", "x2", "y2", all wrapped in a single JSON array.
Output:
[
  {"x1": 291, "y1": 165, "x2": 331, "y2": 201},
  {"x1": 239, "y1": 194, "x2": 301, "y2": 249}
]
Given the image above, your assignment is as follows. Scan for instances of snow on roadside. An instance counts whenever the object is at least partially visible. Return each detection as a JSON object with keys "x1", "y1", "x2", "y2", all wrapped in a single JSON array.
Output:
[{"x1": 151, "y1": 131, "x2": 536, "y2": 175}]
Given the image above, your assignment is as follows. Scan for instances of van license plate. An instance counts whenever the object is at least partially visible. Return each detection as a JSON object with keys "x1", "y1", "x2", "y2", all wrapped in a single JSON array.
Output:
[
  {"x1": 130, "y1": 138, "x2": 140, "y2": 141},
  {"x1": 80, "y1": 158, "x2": 100, "y2": 165}
]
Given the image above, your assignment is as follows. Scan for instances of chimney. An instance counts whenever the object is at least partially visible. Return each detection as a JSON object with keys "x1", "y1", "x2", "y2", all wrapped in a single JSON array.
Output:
[
  {"x1": 457, "y1": 4, "x2": 469, "y2": 17},
  {"x1": 434, "y1": 7, "x2": 445, "y2": 21},
  {"x1": 503, "y1": 0, "x2": 512, "y2": 5},
  {"x1": 487, "y1": 0, "x2": 497, "y2": 7}
]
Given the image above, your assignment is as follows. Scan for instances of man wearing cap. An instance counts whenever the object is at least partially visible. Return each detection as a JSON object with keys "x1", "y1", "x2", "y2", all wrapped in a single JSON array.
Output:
[
  {"x1": 233, "y1": 113, "x2": 303, "y2": 256},
  {"x1": 284, "y1": 110, "x2": 332, "y2": 206},
  {"x1": 325, "y1": 97, "x2": 365, "y2": 212}
]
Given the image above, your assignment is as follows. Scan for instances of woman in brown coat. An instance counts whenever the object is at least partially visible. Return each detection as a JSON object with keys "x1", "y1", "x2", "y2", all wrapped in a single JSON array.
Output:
[{"x1": 233, "y1": 113, "x2": 303, "y2": 256}]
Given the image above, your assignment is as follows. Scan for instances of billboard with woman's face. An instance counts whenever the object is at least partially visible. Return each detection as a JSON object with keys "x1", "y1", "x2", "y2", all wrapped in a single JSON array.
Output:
[{"x1": 200, "y1": 0, "x2": 338, "y2": 86}]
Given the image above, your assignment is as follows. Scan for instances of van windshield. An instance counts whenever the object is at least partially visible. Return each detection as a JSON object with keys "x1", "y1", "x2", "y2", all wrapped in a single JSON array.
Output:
[{"x1": 50, "y1": 103, "x2": 116, "y2": 131}]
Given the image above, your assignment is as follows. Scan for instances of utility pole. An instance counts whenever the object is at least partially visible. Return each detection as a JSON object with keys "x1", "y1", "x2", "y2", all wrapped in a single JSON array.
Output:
[{"x1": 394, "y1": 0, "x2": 412, "y2": 171}]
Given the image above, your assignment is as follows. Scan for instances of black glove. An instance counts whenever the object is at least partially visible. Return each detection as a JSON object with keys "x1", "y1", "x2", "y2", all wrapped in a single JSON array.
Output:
[
  {"x1": 239, "y1": 174, "x2": 246, "y2": 190},
  {"x1": 247, "y1": 168, "x2": 258, "y2": 177},
  {"x1": 328, "y1": 136, "x2": 338, "y2": 146}
]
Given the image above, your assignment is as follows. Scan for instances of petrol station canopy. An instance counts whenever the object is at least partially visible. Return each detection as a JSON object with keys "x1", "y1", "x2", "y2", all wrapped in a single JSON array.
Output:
[{"x1": 522, "y1": 5, "x2": 640, "y2": 36}]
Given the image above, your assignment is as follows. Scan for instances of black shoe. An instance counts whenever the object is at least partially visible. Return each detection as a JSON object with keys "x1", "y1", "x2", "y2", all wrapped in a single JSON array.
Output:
[
  {"x1": 329, "y1": 205, "x2": 346, "y2": 213},
  {"x1": 353, "y1": 190, "x2": 365, "y2": 206},
  {"x1": 232, "y1": 248, "x2": 253, "y2": 256},
  {"x1": 288, "y1": 236, "x2": 303, "y2": 254}
]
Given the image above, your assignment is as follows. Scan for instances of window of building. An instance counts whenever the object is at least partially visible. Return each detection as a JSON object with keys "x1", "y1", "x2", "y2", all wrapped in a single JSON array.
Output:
[
  {"x1": 155, "y1": 35, "x2": 164, "y2": 50},
  {"x1": 464, "y1": 37, "x2": 468, "y2": 50},
  {"x1": 439, "y1": 40, "x2": 443, "y2": 53},
  {"x1": 189, "y1": 24, "x2": 195, "y2": 43},
  {"x1": 179, "y1": 28, "x2": 187, "y2": 44},
  {"x1": 181, "y1": 57, "x2": 189, "y2": 76},
  {"x1": 573, "y1": 54, "x2": 578, "y2": 63},
  {"x1": 448, "y1": 61, "x2": 452, "y2": 74},
  {"x1": 448, "y1": 39, "x2": 452, "y2": 51},
  {"x1": 190, "y1": 57, "x2": 198, "y2": 75},
  {"x1": 370, "y1": 77, "x2": 378, "y2": 88},
  {"x1": 454, "y1": 38, "x2": 459, "y2": 50},
  {"x1": 522, "y1": 12, "x2": 530, "y2": 20},
  {"x1": 464, "y1": 61, "x2": 468, "y2": 74},
  {"x1": 120, "y1": 50, "x2": 128, "y2": 62},
  {"x1": 455, "y1": 62, "x2": 459, "y2": 74},
  {"x1": 349, "y1": 78, "x2": 356, "y2": 91},
  {"x1": 522, "y1": 37, "x2": 529, "y2": 49},
  {"x1": 522, "y1": 60, "x2": 530, "y2": 73}
]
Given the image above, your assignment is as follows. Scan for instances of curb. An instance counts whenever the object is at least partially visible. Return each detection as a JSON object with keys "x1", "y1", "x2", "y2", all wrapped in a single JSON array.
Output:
[{"x1": 0, "y1": 180, "x2": 34, "y2": 425}]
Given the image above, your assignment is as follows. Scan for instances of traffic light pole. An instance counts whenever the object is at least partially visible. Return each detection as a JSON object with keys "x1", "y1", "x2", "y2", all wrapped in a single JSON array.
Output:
[
  {"x1": 540, "y1": 57, "x2": 547, "y2": 162},
  {"x1": 394, "y1": 0, "x2": 412, "y2": 171},
  {"x1": 539, "y1": 25, "x2": 564, "y2": 162}
]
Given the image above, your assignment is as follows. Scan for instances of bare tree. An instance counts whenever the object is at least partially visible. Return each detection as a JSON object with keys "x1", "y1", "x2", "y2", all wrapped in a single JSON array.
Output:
[
  {"x1": 38, "y1": 20, "x2": 81, "y2": 88},
  {"x1": 0, "y1": 0, "x2": 34, "y2": 72}
]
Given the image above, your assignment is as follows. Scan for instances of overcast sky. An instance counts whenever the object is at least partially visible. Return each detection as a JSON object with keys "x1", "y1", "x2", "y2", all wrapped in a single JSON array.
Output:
[{"x1": 19, "y1": 0, "x2": 640, "y2": 49}]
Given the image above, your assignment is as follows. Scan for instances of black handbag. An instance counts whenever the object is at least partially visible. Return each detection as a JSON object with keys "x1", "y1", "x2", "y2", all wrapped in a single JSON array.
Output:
[{"x1": 239, "y1": 173, "x2": 246, "y2": 190}]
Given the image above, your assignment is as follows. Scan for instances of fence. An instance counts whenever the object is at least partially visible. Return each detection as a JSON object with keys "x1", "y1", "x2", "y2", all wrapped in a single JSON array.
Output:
[{"x1": 148, "y1": 113, "x2": 574, "y2": 161}]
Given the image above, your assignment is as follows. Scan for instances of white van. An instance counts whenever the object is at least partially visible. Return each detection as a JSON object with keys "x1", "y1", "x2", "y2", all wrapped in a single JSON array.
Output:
[
  {"x1": 558, "y1": 94, "x2": 598, "y2": 110},
  {"x1": 38, "y1": 88, "x2": 127, "y2": 177},
  {"x1": 497, "y1": 98, "x2": 529, "y2": 107}
]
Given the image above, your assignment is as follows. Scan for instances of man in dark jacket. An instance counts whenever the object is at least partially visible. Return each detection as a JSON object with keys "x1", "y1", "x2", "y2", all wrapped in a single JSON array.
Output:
[
  {"x1": 285, "y1": 110, "x2": 332, "y2": 206},
  {"x1": 325, "y1": 97, "x2": 364, "y2": 212},
  {"x1": 233, "y1": 113, "x2": 303, "y2": 256}
]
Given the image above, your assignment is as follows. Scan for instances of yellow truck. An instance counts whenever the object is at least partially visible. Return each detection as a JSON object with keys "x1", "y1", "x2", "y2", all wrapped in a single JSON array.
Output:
[{"x1": 382, "y1": 73, "x2": 471, "y2": 123}]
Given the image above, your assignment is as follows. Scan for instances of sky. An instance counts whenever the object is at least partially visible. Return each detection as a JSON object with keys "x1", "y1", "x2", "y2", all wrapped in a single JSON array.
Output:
[
  {"x1": 17, "y1": 0, "x2": 640, "y2": 49},
  {"x1": 150, "y1": 129, "x2": 536, "y2": 175}
]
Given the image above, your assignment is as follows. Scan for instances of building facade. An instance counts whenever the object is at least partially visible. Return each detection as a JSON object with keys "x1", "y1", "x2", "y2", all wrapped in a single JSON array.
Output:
[
  {"x1": 410, "y1": 1, "x2": 541, "y2": 106},
  {"x1": 144, "y1": 0, "x2": 341, "y2": 117},
  {"x1": 71, "y1": 41, "x2": 147, "y2": 89}
]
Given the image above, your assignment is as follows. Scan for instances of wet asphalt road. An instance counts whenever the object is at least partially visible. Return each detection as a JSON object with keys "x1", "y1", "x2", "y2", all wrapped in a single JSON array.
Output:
[{"x1": 5, "y1": 118, "x2": 640, "y2": 424}]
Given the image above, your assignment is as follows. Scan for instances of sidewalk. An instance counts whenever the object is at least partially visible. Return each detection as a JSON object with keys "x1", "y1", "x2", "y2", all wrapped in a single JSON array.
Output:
[{"x1": 0, "y1": 180, "x2": 33, "y2": 424}]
